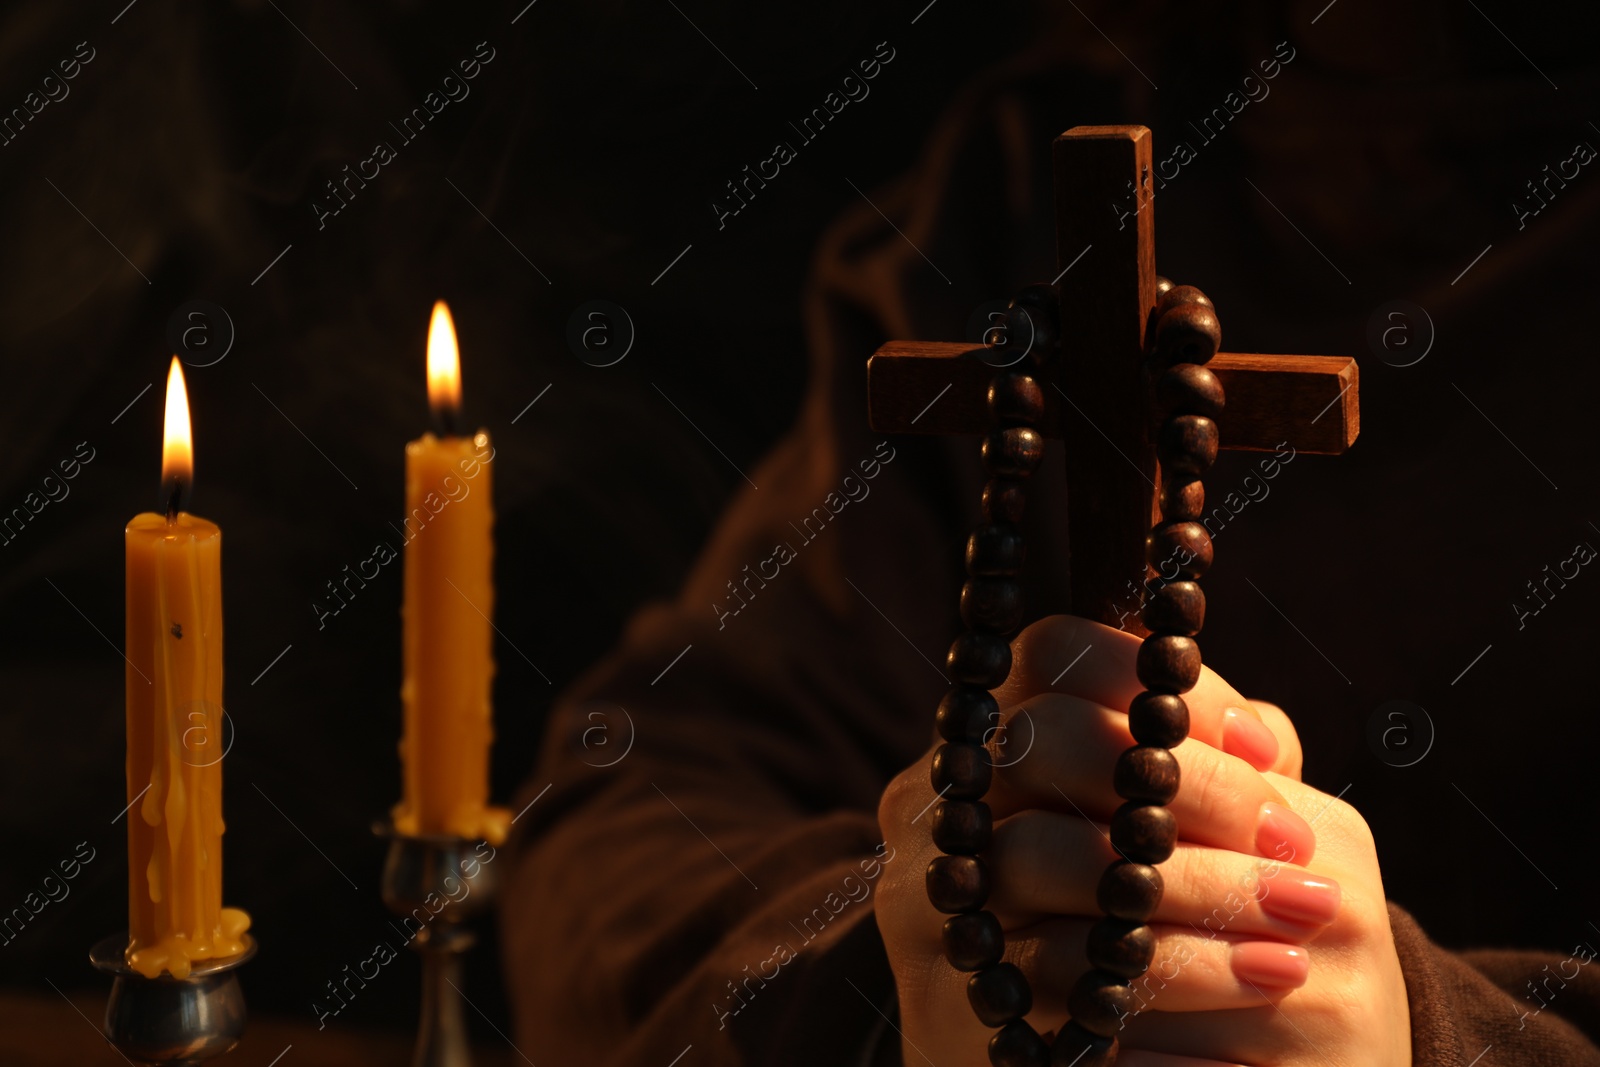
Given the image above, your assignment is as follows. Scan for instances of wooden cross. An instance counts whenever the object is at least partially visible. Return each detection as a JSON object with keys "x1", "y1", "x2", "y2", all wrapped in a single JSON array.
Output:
[{"x1": 867, "y1": 125, "x2": 1360, "y2": 632}]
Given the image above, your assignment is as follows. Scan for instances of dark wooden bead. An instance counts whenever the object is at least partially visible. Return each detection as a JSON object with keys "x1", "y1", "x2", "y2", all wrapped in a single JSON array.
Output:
[
  {"x1": 1111, "y1": 802, "x2": 1178, "y2": 864},
  {"x1": 1155, "y1": 303, "x2": 1221, "y2": 366},
  {"x1": 1136, "y1": 634, "x2": 1202, "y2": 693},
  {"x1": 1154, "y1": 363, "x2": 1225, "y2": 421},
  {"x1": 989, "y1": 1019, "x2": 1051, "y2": 1067},
  {"x1": 1012, "y1": 283, "x2": 1061, "y2": 352},
  {"x1": 1157, "y1": 415, "x2": 1219, "y2": 476},
  {"x1": 1161, "y1": 476, "x2": 1205, "y2": 521},
  {"x1": 947, "y1": 632, "x2": 1013, "y2": 688},
  {"x1": 1154, "y1": 275, "x2": 1174, "y2": 297},
  {"x1": 1086, "y1": 917, "x2": 1157, "y2": 979},
  {"x1": 1001, "y1": 301, "x2": 1035, "y2": 338},
  {"x1": 983, "y1": 479, "x2": 1028, "y2": 524},
  {"x1": 933, "y1": 800, "x2": 993, "y2": 854},
  {"x1": 987, "y1": 303, "x2": 1038, "y2": 365},
  {"x1": 937, "y1": 686, "x2": 998, "y2": 744},
  {"x1": 1155, "y1": 283, "x2": 1214, "y2": 316},
  {"x1": 1097, "y1": 860, "x2": 1164, "y2": 921},
  {"x1": 989, "y1": 372, "x2": 1045, "y2": 427},
  {"x1": 967, "y1": 523, "x2": 1026, "y2": 576},
  {"x1": 1050, "y1": 1022, "x2": 1116, "y2": 1066},
  {"x1": 997, "y1": 298, "x2": 1056, "y2": 366},
  {"x1": 931, "y1": 743, "x2": 992, "y2": 800},
  {"x1": 927, "y1": 854, "x2": 990, "y2": 913},
  {"x1": 967, "y1": 962, "x2": 1032, "y2": 1027},
  {"x1": 1128, "y1": 691, "x2": 1189, "y2": 748},
  {"x1": 982, "y1": 428, "x2": 1045, "y2": 478},
  {"x1": 1143, "y1": 581, "x2": 1204, "y2": 636},
  {"x1": 1113, "y1": 745, "x2": 1180, "y2": 805},
  {"x1": 1067, "y1": 969, "x2": 1137, "y2": 1037},
  {"x1": 942, "y1": 910, "x2": 1004, "y2": 971},
  {"x1": 1148, "y1": 521, "x2": 1213, "y2": 580},
  {"x1": 962, "y1": 577, "x2": 1024, "y2": 634}
]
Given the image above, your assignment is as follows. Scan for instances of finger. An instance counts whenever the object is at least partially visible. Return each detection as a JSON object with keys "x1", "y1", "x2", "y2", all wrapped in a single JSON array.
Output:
[
  {"x1": 1007, "y1": 918, "x2": 1309, "y2": 1017},
  {"x1": 986, "y1": 695, "x2": 1315, "y2": 864},
  {"x1": 998, "y1": 616, "x2": 1279, "y2": 770},
  {"x1": 1266, "y1": 773, "x2": 1381, "y2": 881},
  {"x1": 986, "y1": 809, "x2": 1340, "y2": 937},
  {"x1": 1248, "y1": 700, "x2": 1303, "y2": 781},
  {"x1": 1219, "y1": 705, "x2": 1282, "y2": 776}
]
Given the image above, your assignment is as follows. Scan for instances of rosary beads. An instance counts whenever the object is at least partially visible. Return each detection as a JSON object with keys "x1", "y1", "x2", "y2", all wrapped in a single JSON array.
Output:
[{"x1": 925, "y1": 278, "x2": 1225, "y2": 1066}]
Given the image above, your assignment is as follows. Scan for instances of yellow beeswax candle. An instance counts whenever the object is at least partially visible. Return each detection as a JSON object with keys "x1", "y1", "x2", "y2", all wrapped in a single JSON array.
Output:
[
  {"x1": 123, "y1": 359, "x2": 249, "y2": 979},
  {"x1": 392, "y1": 302, "x2": 508, "y2": 844}
]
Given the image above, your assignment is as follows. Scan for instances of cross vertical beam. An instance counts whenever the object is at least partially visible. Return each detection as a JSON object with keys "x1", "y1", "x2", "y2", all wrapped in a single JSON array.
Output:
[{"x1": 1055, "y1": 126, "x2": 1159, "y2": 628}]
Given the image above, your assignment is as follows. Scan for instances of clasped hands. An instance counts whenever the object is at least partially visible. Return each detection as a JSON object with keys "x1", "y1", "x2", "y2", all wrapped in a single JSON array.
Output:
[{"x1": 876, "y1": 616, "x2": 1411, "y2": 1066}]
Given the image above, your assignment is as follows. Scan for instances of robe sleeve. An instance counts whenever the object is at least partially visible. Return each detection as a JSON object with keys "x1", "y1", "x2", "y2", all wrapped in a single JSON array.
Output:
[
  {"x1": 1392, "y1": 903, "x2": 1600, "y2": 1065},
  {"x1": 495, "y1": 396, "x2": 969, "y2": 1066},
  {"x1": 495, "y1": 616, "x2": 902, "y2": 1065}
]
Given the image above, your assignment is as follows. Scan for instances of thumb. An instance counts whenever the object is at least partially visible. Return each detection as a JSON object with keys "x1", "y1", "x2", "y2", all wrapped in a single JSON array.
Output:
[{"x1": 1245, "y1": 699, "x2": 1304, "y2": 781}]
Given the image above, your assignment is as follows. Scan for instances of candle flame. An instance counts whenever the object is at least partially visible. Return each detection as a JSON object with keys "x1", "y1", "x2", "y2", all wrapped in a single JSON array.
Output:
[
  {"x1": 162, "y1": 357, "x2": 193, "y2": 490},
  {"x1": 427, "y1": 301, "x2": 461, "y2": 424}
]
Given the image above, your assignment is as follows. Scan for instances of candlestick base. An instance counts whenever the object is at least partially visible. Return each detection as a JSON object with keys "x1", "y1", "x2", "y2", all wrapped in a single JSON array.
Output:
[
  {"x1": 89, "y1": 932, "x2": 256, "y2": 1067},
  {"x1": 374, "y1": 823, "x2": 501, "y2": 1067}
]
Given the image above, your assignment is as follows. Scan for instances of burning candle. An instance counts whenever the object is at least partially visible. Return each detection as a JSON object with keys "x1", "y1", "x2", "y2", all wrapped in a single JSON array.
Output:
[
  {"x1": 123, "y1": 358, "x2": 249, "y2": 979},
  {"x1": 392, "y1": 302, "x2": 507, "y2": 844}
]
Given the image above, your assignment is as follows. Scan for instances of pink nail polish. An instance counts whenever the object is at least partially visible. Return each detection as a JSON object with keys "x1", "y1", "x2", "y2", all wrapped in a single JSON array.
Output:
[
  {"x1": 1260, "y1": 873, "x2": 1341, "y2": 926},
  {"x1": 1223, "y1": 706, "x2": 1279, "y2": 770},
  {"x1": 1232, "y1": 942, "x2": 1310, "y2": 988},
  {"x1": 1256, "y1": 802, "x2": 1316, "y2": 865}
]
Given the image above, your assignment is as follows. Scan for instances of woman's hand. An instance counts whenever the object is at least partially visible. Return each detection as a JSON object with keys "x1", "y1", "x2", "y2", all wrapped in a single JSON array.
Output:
[{"x1": 875, "y1": 616, "x2": 1410, "y2": 1066}]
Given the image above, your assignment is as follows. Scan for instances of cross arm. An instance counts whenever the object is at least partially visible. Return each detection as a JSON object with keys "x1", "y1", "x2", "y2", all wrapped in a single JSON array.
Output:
[{"x1": 866, "y1": 341, "x2": 1359, "y2": 454}]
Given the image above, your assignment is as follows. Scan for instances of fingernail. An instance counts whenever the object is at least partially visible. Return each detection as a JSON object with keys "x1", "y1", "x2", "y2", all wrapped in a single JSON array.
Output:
[
  {"x1": 1256, "y1": 802, "x2": 1316, "y2": 865},
  {"x1": 1260, "y1": 873, "x2": 1341, "y2": 926},
  {"x1": 1223, "y1": 706, "x2": 1279, "y2": 770},
  {"x1": 1231, "y1": 942, "x2": 1310, "y2": 988}
]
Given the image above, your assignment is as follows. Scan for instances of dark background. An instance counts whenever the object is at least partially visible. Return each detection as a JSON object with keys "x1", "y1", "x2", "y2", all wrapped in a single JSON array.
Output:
[{"x1": 0, "y1": 0, "x2": 1595, "y2": 1050}]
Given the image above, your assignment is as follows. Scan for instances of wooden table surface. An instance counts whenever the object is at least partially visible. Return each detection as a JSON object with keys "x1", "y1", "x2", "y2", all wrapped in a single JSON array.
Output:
[{"x1": 0, "y1": 989, "x2": 521, "y2": 1067}]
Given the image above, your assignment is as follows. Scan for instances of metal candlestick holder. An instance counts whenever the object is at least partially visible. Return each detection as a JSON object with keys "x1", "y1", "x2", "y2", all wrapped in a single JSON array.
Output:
[
  {"x1": 374, "y1": 822, "x2": 501, "y2": 1067},
  {"x1": 88, "y1": 932, "x2": 257, "y2": 1066}
]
